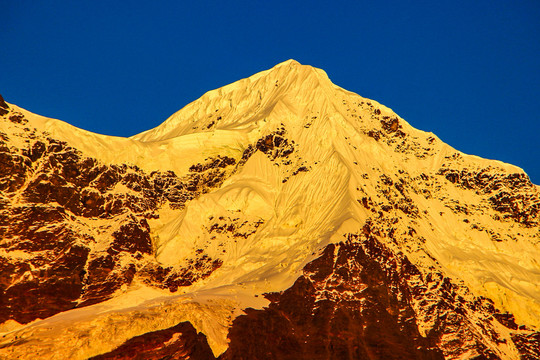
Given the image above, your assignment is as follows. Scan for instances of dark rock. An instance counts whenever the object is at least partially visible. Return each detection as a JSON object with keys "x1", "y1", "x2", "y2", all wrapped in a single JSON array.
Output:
[
  {"x1": 0, "y1": 244, "x2": 89, "y2": 324},
  {"x1": 493, "y1": 312, "x2": 518, "y2": 330},
  {"x1": 89, "y1": 321, "x2": 215, "y2": 360},
  {"x1": 255, "y1": 131, "x2": 295, "y2": 159},
  {"x1": 367, "y1": 130, "x2": 381, "y2": 140},
  {"x1": 0, "y1": 94, "x2": 8, "y2": 108},
  {"x1": 0, "y1": 94, "x2": 9, "y2": 116},
  {"x1": 0, "y1": 152, "x2": 30, "y2": 192},
  {"x1": 189, "y1": 156, "x2": 236, "y2": 172},
  {"x1": 110, "y1": 216, "x2": 153, "y2": 254},
  {"x1": 9, "y1": 113, "x2": 27, "y2": 124},
  {"x1": 437, "y1": 167, "x2": 539, "y2": 226},
  {"x1": 291, "y1": 166, "x2": 309, "y2": 176},
  {"x1": 381, "y1": 117, "x2": 400, "y2": 133},
  {"x1": 220, "y1": 239, "x2": 444, "y2": 360},
  {"x1": 93, "y1": 167, "x2": 123, "y2": 193},
  {"x1": 511, "y1": 332, "x2": 540, "y2": 360}
]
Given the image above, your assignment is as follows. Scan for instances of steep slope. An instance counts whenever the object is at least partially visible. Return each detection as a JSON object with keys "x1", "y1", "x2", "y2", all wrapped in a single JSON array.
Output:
[
  {"x1": 0, "y1": 61, "x2": 539, "y2": 359},
  {"x1": 0, "y1": 100, "x2": 239, "y2": 324}
]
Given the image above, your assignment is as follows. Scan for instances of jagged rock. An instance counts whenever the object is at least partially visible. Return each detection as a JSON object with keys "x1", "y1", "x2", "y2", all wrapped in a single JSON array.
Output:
[
  {"x1": 89, "y1": 322, "x2": 215, "y2": 360},
  {"x1": 0, "y1": 94, "x2": 9, "y2": 116}
]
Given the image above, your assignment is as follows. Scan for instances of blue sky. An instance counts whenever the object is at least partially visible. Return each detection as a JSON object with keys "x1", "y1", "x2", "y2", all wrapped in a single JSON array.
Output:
[{"x1": 2, "y1": 1, "x2": 539, "y2": 182}]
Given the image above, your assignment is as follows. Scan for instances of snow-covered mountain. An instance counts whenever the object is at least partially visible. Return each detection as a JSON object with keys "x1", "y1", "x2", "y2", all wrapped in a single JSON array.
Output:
[{"x1": 0, "y1": 60, "x2": 539, "y2": 359}]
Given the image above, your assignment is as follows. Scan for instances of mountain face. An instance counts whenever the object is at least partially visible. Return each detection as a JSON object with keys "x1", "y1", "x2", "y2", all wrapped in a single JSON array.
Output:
[{"x1": 0, "y1": 60, "x2": 539, "y2": 359}]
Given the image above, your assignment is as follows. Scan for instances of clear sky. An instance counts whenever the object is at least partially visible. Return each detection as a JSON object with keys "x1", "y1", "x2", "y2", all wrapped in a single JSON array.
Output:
[{"x1": 2, "y1": 1, "x2": 539, "y2": 182}]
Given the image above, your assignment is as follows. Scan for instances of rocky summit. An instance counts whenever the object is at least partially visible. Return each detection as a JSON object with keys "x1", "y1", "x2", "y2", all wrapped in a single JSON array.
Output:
[{"x1": 0, "y1": 61, "x2": 539, "y2": 359}]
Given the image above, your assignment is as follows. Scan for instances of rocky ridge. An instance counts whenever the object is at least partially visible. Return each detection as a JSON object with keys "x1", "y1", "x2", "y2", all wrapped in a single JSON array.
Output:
[{"x1": 0, "y1": 102, "x2": 244, "y2": 324}]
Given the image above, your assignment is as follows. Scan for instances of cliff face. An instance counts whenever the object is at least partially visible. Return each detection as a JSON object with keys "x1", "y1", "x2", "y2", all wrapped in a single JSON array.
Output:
[
  {"x1": 0, "y1": 61, "x2": 539, "y2": 359},
  {"x1": 0, "y1": 106, "x2": 244, "y2": 324}
]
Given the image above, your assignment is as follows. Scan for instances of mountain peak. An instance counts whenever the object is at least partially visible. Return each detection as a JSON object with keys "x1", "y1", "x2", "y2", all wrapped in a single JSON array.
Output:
[
  {"x1": 266, "y1": 58, "x2": 330, "y2": 83},
  {"x1": 275, "y1": 58, "x2": 302, "y2": 67},
  {"x1": 131, "y1": 60, "x2": 335, "y2": 142},
  {"x1": 2, "y1": 61, "x2": 539, "y2": 359}
]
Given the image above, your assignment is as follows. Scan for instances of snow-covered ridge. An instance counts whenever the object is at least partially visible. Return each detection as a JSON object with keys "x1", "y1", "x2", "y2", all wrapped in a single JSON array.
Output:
[
  {"x1": 132, "y1": 59, "x2": 335, "y2": 142},
  {"x1": 8, "y1": 59, "x2": 525, "y2": 176}
]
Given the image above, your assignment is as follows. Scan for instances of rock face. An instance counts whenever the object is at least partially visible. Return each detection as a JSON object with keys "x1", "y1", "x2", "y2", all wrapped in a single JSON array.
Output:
[
  {"x1": 0, "y1": 109, "x2": 240, "y2": 324},
  {"x1": 89, "y1": 322, "x2": 215, "y2": 360},
  {"x1": 221, "y1": 239, "x2": 445, "y2": 360},
  {"x1": 0, "y1": 61, "x2": 539, "y2": 359}
]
